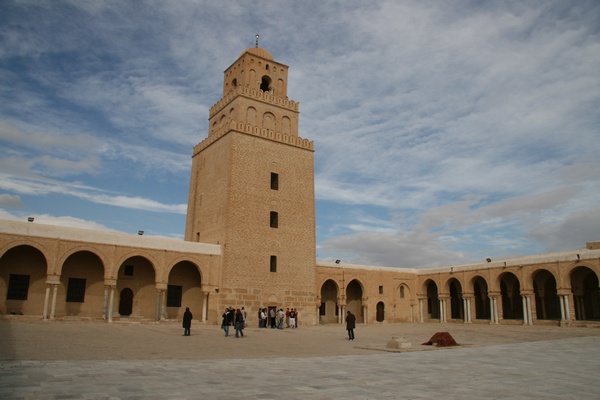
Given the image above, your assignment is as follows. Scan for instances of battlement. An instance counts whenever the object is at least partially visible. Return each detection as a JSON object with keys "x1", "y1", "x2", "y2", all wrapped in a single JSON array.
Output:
[
  {"x1": 209, "y1": 85, "x2": 299, "y2": 117},
  {"x1": 193, "y1": 119, "x2": 313, "y2": 156}
]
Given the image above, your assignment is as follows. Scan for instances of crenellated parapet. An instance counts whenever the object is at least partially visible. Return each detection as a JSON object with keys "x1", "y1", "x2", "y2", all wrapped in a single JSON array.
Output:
[
  {"x1": 209, "y1": 85, "x2": 299, "y2": 118},
  {"x1": 193, "y1": 119, "x2": 313, "y2": 156}
]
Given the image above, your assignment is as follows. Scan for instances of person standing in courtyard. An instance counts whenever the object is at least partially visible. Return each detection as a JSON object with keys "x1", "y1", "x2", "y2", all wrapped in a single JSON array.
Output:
[
  {"x1": 182, "y1": 307, "x2": 193, "y2": 336},
  {"x1": 346, "y1": 310, "x2": 356, "y2": 341},
  {"x1": 234, "y1": 308, "x2": 245, "y2": 338},
  {"x1": 270, "y1": 308, "x2": 276, "y2": 329},
  {"x1": 222, "y1": 308, "x2": 232, "y2": 336},
  {"x1": 277, "y1": 308, "x2": 285, "y2": 329}
]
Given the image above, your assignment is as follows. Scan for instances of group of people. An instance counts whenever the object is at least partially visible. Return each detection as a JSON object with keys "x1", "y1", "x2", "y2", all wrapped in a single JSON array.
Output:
[
  {"x1": 258, "y1": 307, "x2": 299, "y2": 329},
  {"x1": 221, "y1": 306, "x2": 247, "y2": 338},
  {"x1": 182, "y1": 307, "x2": 357, "y2": 341}
]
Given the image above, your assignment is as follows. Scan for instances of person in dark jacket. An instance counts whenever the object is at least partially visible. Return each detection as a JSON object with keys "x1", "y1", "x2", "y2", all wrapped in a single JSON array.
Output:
[
  {"x1": 182, "y1": 307, "x2": 193, "y2": 336},
  {"x1": 234, "y1": 309, "x2": 245, "y2": 338},
  {"x1": 222, "y1": 308, "x2": 232, "y2": 336},
  {"x1": 346, "y1": 310, "x2": 356, "y2": 341}
]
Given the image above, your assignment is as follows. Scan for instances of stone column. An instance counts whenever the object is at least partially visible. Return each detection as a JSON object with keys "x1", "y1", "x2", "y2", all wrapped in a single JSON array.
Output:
[
  {"x1": 161, "y1": 290, "x2": 167, "y2": 320},
  {"x1": 559, "y1": 295, "x2": 571, "y2": 326},
  {"x1": 155, "y1": 289, "x2": 162, "y2": 321},
  {"x1": 43, "y1": 284, "x2": 51, "y2": 320},
  {"x1": 202, "y1": 291, "x2": 209, "y2": 322},
  {"x1": 107, "y1": 286, "x2": 115, "y2": 323},
  {"x1": 489, "y1": 296, "x2": 499, "y2": 324},
  {"x1": 463, "y1": 297, "x2": 472, "y2": 323},
  {"x1": 440, "y1": 297, "x2": 450, "y2": 323},
  {"x1": 521, "y1": 295, "x2": 533, "y2": 325},
  {"x1": 419, "y1": 298, "x2": 425, "y2": 323},
  {"x1": 559, "y1": 295, "x2": 565, "y2": 322},
  {"x1": 48, "y1": 284, "x2": 58, "y2": 320},
  {"x1": 527, "y1": 295, "x2": 534, "y2": 325},
  {"x1": 468, "y1": 297, "x2": 473, "y2": 323},
  {"x1": 102, "y1": 286, "x2": 109, "y2": 320},
  {"x1": 563, "y1": 295, "x2": 571, "y2": 321},
  {"x1": 521, "y1": 295, "x2": 528, "y2": 325}
]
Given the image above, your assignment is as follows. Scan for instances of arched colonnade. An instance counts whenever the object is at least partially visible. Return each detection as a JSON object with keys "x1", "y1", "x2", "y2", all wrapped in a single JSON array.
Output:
[
  {"x1": 318, "y1": 265, "x2": 600, "y2": 326},
  {"x1": 1, "y1": 242, "x2": 217, "y2": 322}
]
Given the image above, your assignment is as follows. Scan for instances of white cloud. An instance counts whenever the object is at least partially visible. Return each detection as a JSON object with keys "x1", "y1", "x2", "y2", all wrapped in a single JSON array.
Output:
[
  {"x1": 0, "y1": 208, "x2": 117, "y2": 232},
  {"x1": 0, "y1": 173, "x2": 186, "y2": 214},
  {"x1": 0, "y1": 194, "x2": 23, "y2": 208},
  {"x1": 1, "y1": 1, "x2": 599, "y2": 267}
]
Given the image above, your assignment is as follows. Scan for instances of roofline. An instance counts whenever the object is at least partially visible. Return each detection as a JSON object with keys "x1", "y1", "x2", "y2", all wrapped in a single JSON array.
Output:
[{"x1": 0, "y1": 219, "x2": 221, "y2": 256}]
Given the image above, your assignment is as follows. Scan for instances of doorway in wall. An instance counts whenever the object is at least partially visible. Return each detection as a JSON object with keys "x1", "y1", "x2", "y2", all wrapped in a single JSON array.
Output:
[{"x1": 119, "y1": 288, "x2": 133, "y2": 316}]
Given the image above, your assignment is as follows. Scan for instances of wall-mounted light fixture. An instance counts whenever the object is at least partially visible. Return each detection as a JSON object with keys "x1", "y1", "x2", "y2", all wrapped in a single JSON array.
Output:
[
  {"x1": 27, "y1": 217, "x2": 34, "y2": 222},
  {"x1": 138, "y1": 230, "x2": 144, "y2": 235},
  {"x1": 486, "y1": 258, "x2": 492, "y2": 263},
  {"x1": 215, "y1": 288, "x2": 219, "y2": 293}
]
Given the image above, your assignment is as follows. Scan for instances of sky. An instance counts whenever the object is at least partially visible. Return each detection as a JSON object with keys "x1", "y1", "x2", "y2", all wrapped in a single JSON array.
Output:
[{"x1": 1, "y1": 1, "x2": 599, "y2": 269}]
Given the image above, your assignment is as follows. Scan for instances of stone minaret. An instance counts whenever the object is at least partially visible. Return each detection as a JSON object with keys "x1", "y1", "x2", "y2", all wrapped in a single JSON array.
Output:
[{"x1": 185, "y1": 43, "x2": 317, "y2": 323}]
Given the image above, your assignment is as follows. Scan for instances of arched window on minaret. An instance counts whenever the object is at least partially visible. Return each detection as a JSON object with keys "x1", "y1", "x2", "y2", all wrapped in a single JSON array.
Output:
[
  {"x1": 282, "y1": 116, "x2": 291, "y2": 135},
  {"x1": 262, "y1": 112, "x2": 275, "y2": 131},
  {"x1": 246, "y1": 107, "x2": 257, "y2": 125},
  {"x1": 260, "y1": 76, "x2": 272, "y2": 92}
]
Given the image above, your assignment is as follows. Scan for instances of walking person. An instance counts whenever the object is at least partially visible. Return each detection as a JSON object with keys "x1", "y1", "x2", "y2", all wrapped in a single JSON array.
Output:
[
  {"x1": 277, "y1": 308, "x2": 285, "y2": 329},
  {"x1": 346, "y1": 310, "x2": 356, "y2": 341},
  {"x1": 234, "y1": 309, "x2": 245, "y2": 338},
  {"x1": 241, "y1": 307, "x2": 247, "y2": 328},
  {"x1": 269, "y1": 308, "x2": 276, "y2": 329},
  {"x1": 222, "y1": 308, "x2": 232, "y2": 336},
  {"x1": 260, "y1": 308, "x2": 267, "y2": 328},
  {"x1": 289, "y1": 308, "x2": 296, "y2": 328},
  {"x1": 182, "y1": 307, "x2": 193, "y2": 336}
]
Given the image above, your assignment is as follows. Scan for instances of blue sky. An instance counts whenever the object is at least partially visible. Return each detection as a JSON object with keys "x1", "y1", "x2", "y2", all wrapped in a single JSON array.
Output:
[{"x1": 1, "y1": 1, "x2": 599, "y2": 268}]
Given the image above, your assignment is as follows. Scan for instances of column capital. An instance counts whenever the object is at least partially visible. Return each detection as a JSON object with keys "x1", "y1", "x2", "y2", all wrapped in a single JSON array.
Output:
[
  {"x1": 104, "y1": 279, "x2": 117, "y2": 287},
  {"x1": 46, "y1": 275, "x2": 60, "y2": 285}
]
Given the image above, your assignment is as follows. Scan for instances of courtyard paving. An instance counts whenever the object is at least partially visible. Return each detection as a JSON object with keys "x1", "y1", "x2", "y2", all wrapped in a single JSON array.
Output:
[{"x1": 1, "y1": 317, "x2": 599, "y2": 399}]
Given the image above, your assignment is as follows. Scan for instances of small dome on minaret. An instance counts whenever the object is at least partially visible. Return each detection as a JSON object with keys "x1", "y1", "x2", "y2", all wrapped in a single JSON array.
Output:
[
  {"x1": 240, "y1": 46, "x2": 274, "y2": 60},
  {"x1": 239, "y1": 34, "x2": 274, "y2": 60}
]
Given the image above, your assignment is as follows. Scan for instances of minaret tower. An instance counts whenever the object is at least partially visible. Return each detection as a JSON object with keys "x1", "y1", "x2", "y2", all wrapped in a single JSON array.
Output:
[{"x1": 185, "y1": 38, "x2": 316, "y2": 323}]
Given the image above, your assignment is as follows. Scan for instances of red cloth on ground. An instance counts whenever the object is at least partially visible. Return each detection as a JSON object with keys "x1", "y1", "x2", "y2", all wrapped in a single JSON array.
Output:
[{"x1": 422, "y1": 331, "x2": 459, "y2": 347}]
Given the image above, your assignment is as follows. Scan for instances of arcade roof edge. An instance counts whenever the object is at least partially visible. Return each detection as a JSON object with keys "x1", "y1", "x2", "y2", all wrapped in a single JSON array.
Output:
[{"x1": 0, "y1": 219, "x2": 221, "y2": 256}]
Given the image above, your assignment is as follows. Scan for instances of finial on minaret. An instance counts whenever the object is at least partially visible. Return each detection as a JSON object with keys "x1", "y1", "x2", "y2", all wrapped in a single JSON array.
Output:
[{"x1": 255, "y1": 34, "x2": 259, "y2": 47}]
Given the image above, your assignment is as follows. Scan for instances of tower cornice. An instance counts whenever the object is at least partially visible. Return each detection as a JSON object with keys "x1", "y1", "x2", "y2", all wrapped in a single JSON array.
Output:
[
  {"x1": 209, "y1": 85, "x2": 299, "y2": 118},
  {"x1": 193, "y1": 119, "x2": 313, "y2": 157}
]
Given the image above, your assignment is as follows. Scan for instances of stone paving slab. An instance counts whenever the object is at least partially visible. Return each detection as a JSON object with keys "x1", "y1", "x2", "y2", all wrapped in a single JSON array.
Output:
[{"x1": 1, "y1": 318, "x2": 599, "y2": 399}]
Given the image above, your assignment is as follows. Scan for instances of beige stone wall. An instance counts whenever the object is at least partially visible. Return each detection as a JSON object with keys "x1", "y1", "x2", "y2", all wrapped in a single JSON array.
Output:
[
  {"x1": 316, "y1": 264, "x2": 418, "y2": 324},
  {"x1": 0, "y1": 221, "x2": 221, "y2": 321}
]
